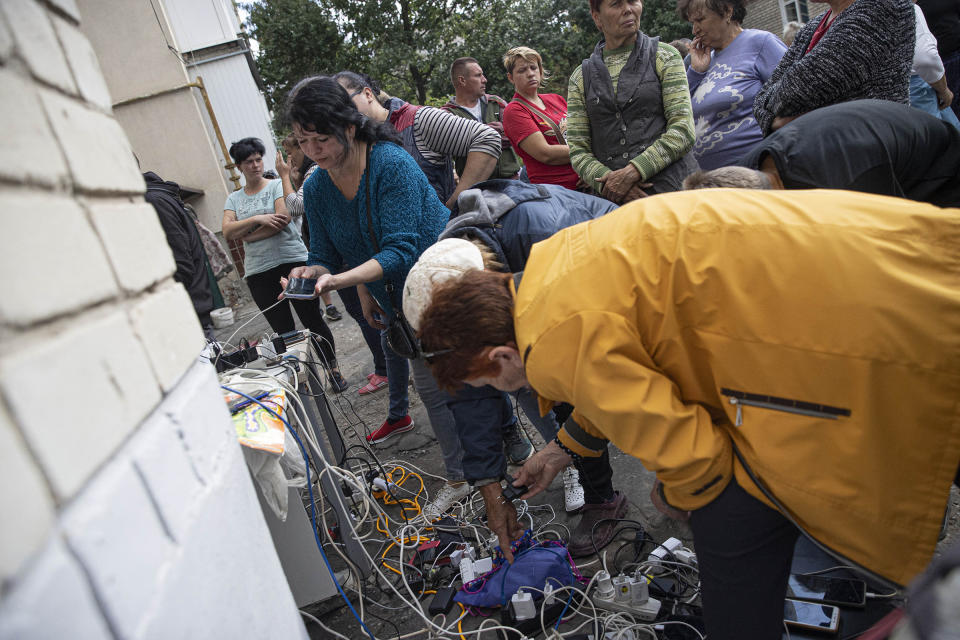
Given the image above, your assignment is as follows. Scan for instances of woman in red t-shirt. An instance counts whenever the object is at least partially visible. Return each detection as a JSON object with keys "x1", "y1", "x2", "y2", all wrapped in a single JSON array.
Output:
[{"x1": 502, "y1": 47, "x2": 582, "y2": 190}]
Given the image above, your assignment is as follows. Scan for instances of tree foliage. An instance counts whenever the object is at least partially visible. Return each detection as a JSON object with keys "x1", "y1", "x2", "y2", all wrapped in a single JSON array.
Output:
[{"x1": 244, "y1": 0, "x2": 694, "y2": 123}]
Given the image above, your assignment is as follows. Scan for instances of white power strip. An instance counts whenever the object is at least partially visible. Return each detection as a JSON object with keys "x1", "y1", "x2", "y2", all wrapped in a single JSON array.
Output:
[{"x1": 591, "y1": 570, "x2": 661, "y2": 621}]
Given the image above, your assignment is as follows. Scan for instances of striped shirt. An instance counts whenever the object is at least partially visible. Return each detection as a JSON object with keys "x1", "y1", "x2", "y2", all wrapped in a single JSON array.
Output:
[
  {"x1": 412, "y1": 106, "x2": 501, "y2": 168},
  {"x1": 567, "y1": 41, "x2": 695, "y2": 191},
  {"x1": 284, "y1": 164, "x2": 318, "y2": 219}
]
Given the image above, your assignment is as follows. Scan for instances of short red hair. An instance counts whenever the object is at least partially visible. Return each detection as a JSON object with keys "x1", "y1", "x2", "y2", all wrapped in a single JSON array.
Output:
[{"x1": 417, "y1": 270, "x2": 517, "y2": 390}]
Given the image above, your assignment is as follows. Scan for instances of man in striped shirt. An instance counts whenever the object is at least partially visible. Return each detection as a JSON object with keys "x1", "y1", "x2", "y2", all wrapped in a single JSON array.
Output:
[{"x1": 567, "y1": 0, "x2": 698, "y2": 203}]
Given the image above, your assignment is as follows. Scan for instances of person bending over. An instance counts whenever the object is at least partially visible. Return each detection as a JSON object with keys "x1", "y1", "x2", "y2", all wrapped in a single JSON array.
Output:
[
  {"x1": 684, "y1": 100, "x2": 960, "y2": 207},
  {"x1": 413, "y1": 188, "x2": 960, "y2": 640}
]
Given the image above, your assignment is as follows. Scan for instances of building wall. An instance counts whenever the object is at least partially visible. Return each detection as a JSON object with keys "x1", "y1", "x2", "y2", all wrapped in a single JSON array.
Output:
[
  {"x1": 0, "y1": 1, "x2": 307, "y2": 637},
  {"x1": 75, "y1": 0, "x2": 233, "y2": 232},
  {"x1": 163, "y1": 0, "x2": 240, "y2": 53},
  {"x1": 185, "y1": 53, "x2": 278, "y2": 176},
  {"x1": 743, "y1": 0, "x2": 787, "y2": 36}
]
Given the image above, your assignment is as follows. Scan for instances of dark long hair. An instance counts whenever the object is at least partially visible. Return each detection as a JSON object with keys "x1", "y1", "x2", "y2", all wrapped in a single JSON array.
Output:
[
  {"x1": 333, "y1": 71, "x2": 391, "y2": 108},
  {"x1": 284, "y1": 75, "x2": 400, "y2": 160}
]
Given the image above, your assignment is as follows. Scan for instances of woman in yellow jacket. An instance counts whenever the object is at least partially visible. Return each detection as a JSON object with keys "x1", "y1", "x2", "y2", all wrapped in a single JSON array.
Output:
[{"x1": 413, "y1": 188, "x2": 960, "y2": 640}]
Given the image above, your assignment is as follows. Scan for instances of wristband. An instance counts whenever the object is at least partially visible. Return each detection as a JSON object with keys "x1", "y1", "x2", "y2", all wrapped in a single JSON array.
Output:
[{"x1": 553, "y1": 435, "x2": 582, "y2": 462}]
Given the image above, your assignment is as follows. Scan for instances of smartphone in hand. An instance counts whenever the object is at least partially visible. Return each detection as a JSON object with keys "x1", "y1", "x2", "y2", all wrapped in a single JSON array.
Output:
[{"x1": 284, "y1": 277, "x2": 318, "y2": 299}]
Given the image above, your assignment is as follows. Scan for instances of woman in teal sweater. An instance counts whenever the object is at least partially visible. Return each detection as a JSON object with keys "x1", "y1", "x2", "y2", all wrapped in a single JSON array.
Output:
[{"x1": 283, "y1": 75, "x2": 475, "y2": 510}]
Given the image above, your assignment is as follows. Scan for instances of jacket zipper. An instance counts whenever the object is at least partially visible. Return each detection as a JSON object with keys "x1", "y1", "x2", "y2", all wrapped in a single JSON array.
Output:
[{"x1": 721, "y1": 388, "x2": 851, "y2": 427}]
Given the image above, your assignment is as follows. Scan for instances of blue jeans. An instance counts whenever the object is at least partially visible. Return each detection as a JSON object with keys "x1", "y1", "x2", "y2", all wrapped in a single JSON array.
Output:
[
  {"x1": 338, "y1": 285, "x2": 387, "y2": 376},
  {"x1": 909, "y1": 74, "x2": 960, "y2": 130},
  {"x1": 381, "y1": 329, "x2": 465, "y2": 482}
]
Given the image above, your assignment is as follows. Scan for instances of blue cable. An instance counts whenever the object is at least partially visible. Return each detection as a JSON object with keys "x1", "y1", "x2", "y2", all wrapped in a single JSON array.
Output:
[{"x1": 221, "y1": 386, "x2": 375, "y2": 640}]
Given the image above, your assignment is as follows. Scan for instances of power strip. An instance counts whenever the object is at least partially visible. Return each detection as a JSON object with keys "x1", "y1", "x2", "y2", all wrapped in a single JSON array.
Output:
[{"x1": 591, "y1": 571, "x2": 661, "y2": 621}]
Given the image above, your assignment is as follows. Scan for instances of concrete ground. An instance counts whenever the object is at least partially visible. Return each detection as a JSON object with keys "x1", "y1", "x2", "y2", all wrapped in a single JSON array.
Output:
[{"x1": 213, "y1": 289, "x2": 960, "y2": 639}]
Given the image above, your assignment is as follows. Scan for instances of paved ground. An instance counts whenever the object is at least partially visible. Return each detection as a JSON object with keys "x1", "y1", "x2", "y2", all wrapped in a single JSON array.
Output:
[{"x1": 213, "y1": 290, "x2": 960, "y2": 639}]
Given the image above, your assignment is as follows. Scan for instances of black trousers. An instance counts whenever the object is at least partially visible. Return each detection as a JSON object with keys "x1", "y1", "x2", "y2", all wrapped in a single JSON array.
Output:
[
  {"x1": 689, "y1": 479, "x2": 799, "y2": 640},
  {"x1": 246, "y1": 262, "x2": 337, "y2": 367}
]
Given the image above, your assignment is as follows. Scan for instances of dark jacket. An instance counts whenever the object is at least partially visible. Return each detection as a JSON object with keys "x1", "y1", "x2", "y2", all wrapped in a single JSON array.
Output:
[
  {"x1": 738, "y1": 100, "x2": 960, "y2": 207},
  {"x1": 143, "y1": 172, "x2": 214, "y2": 318},
  {"x1": 443, "y1": 179, "x2": 617, "y2": 271},
  {"x1": 442, "y1": 180, "x2": 616, "y2": 481}
]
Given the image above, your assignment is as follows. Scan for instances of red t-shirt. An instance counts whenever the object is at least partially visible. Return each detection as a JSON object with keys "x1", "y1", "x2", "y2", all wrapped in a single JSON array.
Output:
[{"x1": 502, "y1": 93, "x2": 580, "y2": 190}]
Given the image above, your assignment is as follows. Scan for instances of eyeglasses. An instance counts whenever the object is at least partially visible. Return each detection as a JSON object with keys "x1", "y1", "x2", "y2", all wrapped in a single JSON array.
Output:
[
  {"x1": 348, "y1": 88, "x2": 363, "y2": 99},
  {"x1": 421, "y1": 347, "x2": 454, "y2": 364}
]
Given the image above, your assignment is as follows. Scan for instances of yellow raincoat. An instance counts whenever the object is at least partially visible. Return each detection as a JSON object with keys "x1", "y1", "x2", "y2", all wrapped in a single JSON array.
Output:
[{"x1": 514, "y1": 188, "x2": 960, "y2": 585}]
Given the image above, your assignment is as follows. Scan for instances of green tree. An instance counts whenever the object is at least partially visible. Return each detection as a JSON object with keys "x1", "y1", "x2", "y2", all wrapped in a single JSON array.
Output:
[
  {"x1": 243, "y1": 0, "x2": 344, "y2": 127},
  {"x1": 245, "y1": 0, "x2": 693, "y2": 112}
]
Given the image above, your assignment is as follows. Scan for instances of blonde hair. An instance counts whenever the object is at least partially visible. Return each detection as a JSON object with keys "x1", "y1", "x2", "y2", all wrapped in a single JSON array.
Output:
[
  {"x1": 465, "y1": 236, "x2": 504, "y2": 272},
  {"x1": 502, "y1": 46, "x2": 549, "y2": 81}
]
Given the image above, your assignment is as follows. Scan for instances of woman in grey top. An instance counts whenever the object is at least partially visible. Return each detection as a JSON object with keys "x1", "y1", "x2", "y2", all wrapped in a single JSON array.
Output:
[
  {"x1": 753, "y1": 0, "x2": 914, "y2": 135},
  {"x1": 222, "y1": 137, "x2": 347, "y2": 391}
]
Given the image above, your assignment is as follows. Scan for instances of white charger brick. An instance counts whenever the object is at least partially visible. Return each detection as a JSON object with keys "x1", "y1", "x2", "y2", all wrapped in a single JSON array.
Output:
[
  {"x1": 88, "y1": 200, "x2": 175, "y2": 293},
  {"x1": 169, "y1": 357, "x2": 238, "y2": 486},
  {"x1": 0, "y1": 311, "x2": 160, "y2": 500},
  {"x1": 61, "y1": 455, "x2": 174, "y2": 640},
  {"x1": 141, "y1": 448, "x2": 308, "y2": 640},
  {"x1": 129, "y1": 285, "x2": 205, "y2": 391},
  {"x1": 0, "y1": 192, "x2": 117, "y2": 326},
  {"x1": 51, "y1": 13, "x2": 113, "y2": 111},
  {"x1": 39, "y1": 89, "x2": 144, "y2": 194},
  {"x1": 130, "y1": 406, "x2": 202, "y2": 543},
  {"x1": 0, "y1": 536, "x2": 112, "y2": 640},
  {"x1": 0, "y1": 406, "x2": 55, "y2": 582},
  {"x1": 0, "y1": 0, "x2": 76, "y2": 94},
  {"x1": 0, "y1": 69, "x2": 69, "y2": 186}
]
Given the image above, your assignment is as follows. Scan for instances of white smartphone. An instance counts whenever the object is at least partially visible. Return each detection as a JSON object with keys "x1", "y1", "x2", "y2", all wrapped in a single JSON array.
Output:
[{"x1": 784, "y1": 598, "x2": 840, "y2": 633}]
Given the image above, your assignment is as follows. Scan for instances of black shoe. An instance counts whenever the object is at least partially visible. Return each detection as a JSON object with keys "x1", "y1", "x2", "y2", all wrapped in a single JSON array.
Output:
[
  {"x1": 567, "y1": 491, "x2": 628, "y2": 557},
  {"x1": 329, "y1": 370, "x2": 349, "y2": 393},
  {"x1": 324, "y1": 304, "x2": 343, "y2": 321}
]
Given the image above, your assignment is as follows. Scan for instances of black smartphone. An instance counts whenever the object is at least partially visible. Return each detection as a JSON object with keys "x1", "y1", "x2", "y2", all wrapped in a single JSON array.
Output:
[
  {"x1": 284, "y1": 277, "x2": 317, "y2": 299},
  {"x1": 787, "y1": 573, "x2": 866, "y2": 607},
  {"x1": 784, "y1": 598, "x2": 840, "y2": 633}
]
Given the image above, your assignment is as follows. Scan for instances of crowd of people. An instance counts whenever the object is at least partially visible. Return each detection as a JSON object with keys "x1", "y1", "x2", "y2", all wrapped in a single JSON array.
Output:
[{"x1": 213, "y1": 0, "x2": 960, "y2": 638}]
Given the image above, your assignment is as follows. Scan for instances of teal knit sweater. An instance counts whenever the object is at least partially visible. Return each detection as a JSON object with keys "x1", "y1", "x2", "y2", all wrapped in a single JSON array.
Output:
[{"x1": 303, "y1": 141, "x2": 448, "y2": 316}]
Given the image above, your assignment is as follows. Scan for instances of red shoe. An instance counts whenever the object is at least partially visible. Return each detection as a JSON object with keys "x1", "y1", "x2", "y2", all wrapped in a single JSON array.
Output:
[
  {"x1": 367, "y1": 415, "x2": 414, "y2": 443},
  {"x1": 358, "y1": 373, "x2": 389, "y2": 395}
]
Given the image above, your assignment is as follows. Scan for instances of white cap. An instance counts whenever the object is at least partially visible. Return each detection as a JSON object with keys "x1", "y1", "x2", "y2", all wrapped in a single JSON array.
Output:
[{"x1": 403, "y1": 238, "x2": 484, "y2": 331}]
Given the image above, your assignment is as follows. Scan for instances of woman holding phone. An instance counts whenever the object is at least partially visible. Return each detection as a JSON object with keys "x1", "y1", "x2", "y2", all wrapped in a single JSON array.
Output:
[{"x1": 280, "y1": 76, "x2": 480, "y2": 514}]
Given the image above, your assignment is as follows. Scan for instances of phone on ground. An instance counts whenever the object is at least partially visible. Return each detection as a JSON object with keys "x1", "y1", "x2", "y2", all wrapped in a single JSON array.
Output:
[
  {"x1": 787, "y1": 573, "x2": 867, "y2": 607},
  {"x1": 784, "y1": 598, "x2": 840, "y2": 634}
]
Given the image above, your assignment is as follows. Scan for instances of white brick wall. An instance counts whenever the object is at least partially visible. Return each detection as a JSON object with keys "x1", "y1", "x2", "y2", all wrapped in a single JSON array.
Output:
[
  {"x1": 0, "y1": 1, "x2": 306, "y2": 636},
  {"x1": 87, "y1": 199, "x2": 176, "y2": 294}
]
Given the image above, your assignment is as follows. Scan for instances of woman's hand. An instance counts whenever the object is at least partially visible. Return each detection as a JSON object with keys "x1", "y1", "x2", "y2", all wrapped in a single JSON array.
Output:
[
  {"x1": 259, "y1": 212, "x2": 289, "y2": 231},
  {"x1": 514, "y1": 440, "x2": 572, "y2": 500},
  {"x1": 357, "y1": 284, "x2": 386, "y2": 330},
  {"x1": 278, "y1": 265, "x2": 325, "y2": 300},
  {"x1": 937, "y1": 86, "x2": 955, "y2": 111},
  {"x1": 689, "y1": 37, "x2": 712, "y2": 73},
  {"x1": 596, "y1": 165, "x2": 641, "y2": 203},
  {"x1": 276, "y1": 150, "x2": 290, "y2": 179},
  {"x1": 479, "y1": 483, "x2": 525, "y2": 564}
]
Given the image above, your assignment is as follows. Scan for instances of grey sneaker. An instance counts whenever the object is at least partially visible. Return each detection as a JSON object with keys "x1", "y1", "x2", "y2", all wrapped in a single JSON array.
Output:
[
  {"x1": 503, "y1": 423, "x2": 534, "y2": 465},
  {"x1": 567, "y1": 491, "x2": 628, "y2": 557}
]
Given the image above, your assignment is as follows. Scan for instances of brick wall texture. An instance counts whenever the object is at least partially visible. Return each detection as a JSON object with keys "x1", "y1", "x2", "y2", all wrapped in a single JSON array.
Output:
[{"x1": 0, "y1": 1, "x2": 306, "y2": 637}]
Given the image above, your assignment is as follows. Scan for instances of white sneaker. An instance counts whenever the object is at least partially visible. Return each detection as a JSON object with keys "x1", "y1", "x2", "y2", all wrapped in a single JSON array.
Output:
[
  {"x1": 562, "y1": 467, "x2": 586, "y2": 513},
  {"x1": 423, "y1": 481, "x2": 472, "y2": 521}
]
